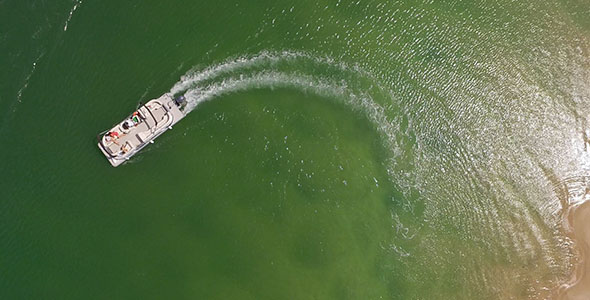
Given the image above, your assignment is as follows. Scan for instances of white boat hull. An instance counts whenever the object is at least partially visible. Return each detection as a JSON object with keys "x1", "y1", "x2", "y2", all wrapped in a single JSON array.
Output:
[{"x1": 97, "y1": 93, "x2": 186, "y2": 167}]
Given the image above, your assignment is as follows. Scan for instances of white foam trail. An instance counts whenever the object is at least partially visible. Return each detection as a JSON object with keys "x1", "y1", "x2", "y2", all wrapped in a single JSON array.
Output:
[
  {"x1": 171, "y1": 51, "x2": 405, "y2": 191},
  {"x1": 17, "y1": 52, "x2": 44, "y2": 104},
  {"x1": 172, "y1": 52, "x2": 401, "y2": 158},
  {"x1": 64, "y1": 0, "x2": 83, "y2": 32},
  {"x1": 182, "y1": 71, "x2": 348, "y2": 112},
  {"x1": 170, "y1": 51, "x2": 358, "y2": 95}
]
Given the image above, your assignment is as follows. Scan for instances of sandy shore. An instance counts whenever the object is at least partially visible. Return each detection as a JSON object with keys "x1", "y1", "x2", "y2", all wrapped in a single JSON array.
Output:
[{"x1": 559, "y1": 201, "x2": 590, "y2": 300}]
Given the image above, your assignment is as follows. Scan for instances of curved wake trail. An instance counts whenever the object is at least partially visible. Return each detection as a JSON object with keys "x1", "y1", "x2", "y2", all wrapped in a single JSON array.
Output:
[{"x1": 171, "y1": 51, "x2": 407, "y2": 177}]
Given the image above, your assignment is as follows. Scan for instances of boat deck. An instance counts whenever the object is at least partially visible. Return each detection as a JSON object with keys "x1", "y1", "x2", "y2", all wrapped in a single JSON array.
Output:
[{"x1": 98, "y1": 93, "x2": 185, "y2": 166}]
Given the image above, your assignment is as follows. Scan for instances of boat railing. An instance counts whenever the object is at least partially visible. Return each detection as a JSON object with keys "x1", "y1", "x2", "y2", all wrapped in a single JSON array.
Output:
[{"x1": 143, "y1": 103, "x2": 159, "y2": 127}]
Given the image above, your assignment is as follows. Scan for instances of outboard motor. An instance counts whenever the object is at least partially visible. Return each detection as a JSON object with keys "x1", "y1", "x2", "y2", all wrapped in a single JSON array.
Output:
[{"x1": 174, "y1": 95, "x2": 186, "y2": 107}]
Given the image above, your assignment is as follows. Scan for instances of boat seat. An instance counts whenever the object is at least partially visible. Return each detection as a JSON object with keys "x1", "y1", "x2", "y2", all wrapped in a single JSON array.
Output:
[
  {"x1": 138, "y1": 107, "x2": 156, "y2": 128},
  {"x1": 152, "y1": 107, "x2": 167, "y2": 122},
  {"x1": 144, "y1": 113, "x2": 156, "y2": 128},
  {"x1": 136, "y1": 132, "x2": 149, "y2": 144},
  {"x1": 129, "y1": 135, "x2": 142, "y2": 147},
  {"x1": 107, "y1": 142, "x2": 120, "y2": 155},
  {"x1": 138, "y1": 109, "x2": 147, "y2": 119},
  {"x1": 135, "y1": 122, "x2": 149, "y2": 133}
]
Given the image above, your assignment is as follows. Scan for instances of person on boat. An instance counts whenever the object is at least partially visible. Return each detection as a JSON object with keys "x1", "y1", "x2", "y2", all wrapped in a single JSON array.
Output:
[
  {"x1": 121, "y1": 143, "x2": 131, "y2": 154},
  {"x1": 106, "y1": 131, "x2": 120, "y2": 145}
]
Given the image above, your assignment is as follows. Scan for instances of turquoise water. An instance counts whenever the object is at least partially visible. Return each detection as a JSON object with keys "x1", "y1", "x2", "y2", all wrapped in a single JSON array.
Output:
[{"x1": 1, "y1": 0, "x2": 589, "y2": 299}]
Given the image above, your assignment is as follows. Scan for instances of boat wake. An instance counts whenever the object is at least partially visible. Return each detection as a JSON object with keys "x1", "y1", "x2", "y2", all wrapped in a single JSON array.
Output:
[
  {"x1": 64, "y1": 0, "x2": 83, "y2": 32},
  {"x1": 170, "y1": 50, "x2": 413, "y2": 184},
  {"x1": 172, "y1": 51, "x2": 390, "y2": 116},
  {"x1": 168, "y1": 51, "x2": 431, "y2": 272}
]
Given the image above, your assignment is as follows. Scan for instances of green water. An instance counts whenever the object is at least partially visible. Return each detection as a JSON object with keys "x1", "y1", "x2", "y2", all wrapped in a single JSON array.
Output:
[{"x1": 1, "y1": 0, "x2": 589, "y2": 299}]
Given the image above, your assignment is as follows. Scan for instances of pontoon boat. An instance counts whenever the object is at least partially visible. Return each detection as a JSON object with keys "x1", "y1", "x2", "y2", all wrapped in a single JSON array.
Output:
[{"x1": 97, "y1": 93, "x2": 186, "y2": 167}]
